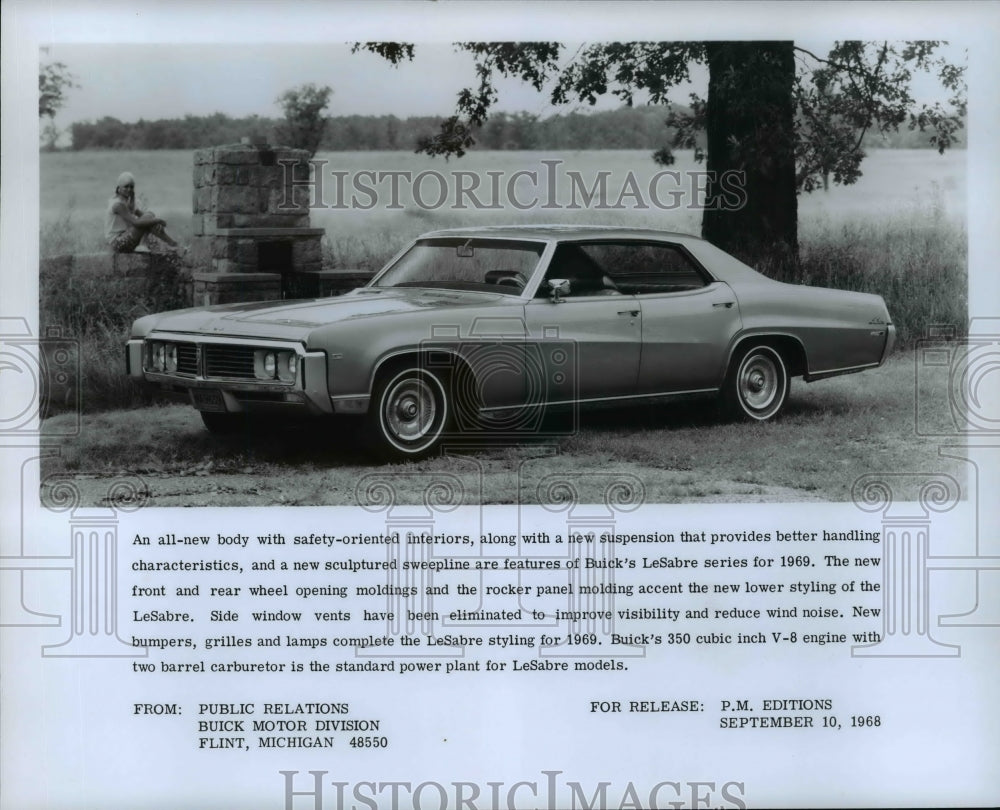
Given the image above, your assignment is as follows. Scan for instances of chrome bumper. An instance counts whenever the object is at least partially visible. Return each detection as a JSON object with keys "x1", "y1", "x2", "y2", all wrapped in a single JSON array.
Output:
[
  {"x1": 880, "y1": 324, "x2": 897, "y2": 365},
  {"x1": 125, "y1": 337, "x2": 333, "y2": 414}
]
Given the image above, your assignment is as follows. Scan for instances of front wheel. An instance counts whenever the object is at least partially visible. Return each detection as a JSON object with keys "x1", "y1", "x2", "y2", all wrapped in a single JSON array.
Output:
[
  {"x1": 365, "y1": 366, "x2": 451, "y2": 460},
  {"x1": 724, "y1": 345, "x2": 789, "y2": 421}
]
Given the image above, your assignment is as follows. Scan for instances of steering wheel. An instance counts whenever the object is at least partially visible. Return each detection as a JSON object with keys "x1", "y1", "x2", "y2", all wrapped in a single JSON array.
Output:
[{"x1": 496, "y1": 273, "x2": 527, "y2": 290}]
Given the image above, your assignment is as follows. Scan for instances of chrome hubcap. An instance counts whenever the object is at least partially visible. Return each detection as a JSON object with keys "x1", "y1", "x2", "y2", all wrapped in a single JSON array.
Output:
[
  {"x1": 384, "y1": 378, "x2": 436, "y2": 442},
  {"x1": 740, "y1": 356, "x2": 778, "y2": 411}
]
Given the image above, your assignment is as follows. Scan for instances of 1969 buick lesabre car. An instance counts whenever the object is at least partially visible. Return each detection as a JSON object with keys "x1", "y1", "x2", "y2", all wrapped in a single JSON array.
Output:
[{"x1": 126, "y1": 226, "x2": 895, "y2": 459}]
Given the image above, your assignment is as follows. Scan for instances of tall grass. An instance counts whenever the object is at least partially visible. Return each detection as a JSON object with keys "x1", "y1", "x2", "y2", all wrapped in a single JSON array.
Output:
[
  {"x1": 799, "y1": 212, "x2": 966, "y2": 346},
  {"x1": 39, "y1": 211, "x2": 190, "y2": 413}
]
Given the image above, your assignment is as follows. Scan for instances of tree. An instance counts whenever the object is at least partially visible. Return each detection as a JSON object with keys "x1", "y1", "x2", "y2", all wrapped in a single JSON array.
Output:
[
  {"x1": 276, "y1": 83, "x2": 333, "y2": 157},
  {"x1": 357, "y1": 41, "x2": 965, "y2": 277},
  {"x1": 39, "y1": 60, "x2": 77, "y2": 150}
]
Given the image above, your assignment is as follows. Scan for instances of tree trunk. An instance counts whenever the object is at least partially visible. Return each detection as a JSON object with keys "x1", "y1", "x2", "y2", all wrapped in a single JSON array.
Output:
[{"x1": 702, "y1": 42, "x2": 799, "y2": 280}]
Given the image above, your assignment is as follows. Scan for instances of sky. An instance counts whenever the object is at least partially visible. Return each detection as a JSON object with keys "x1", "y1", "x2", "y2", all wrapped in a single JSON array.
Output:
[
  {"x1": 42, "y1": 35, "x2": 964, "y2": 131},
  {"x1": 43, "y1": 43, "x2": 622, "y2": 127}
]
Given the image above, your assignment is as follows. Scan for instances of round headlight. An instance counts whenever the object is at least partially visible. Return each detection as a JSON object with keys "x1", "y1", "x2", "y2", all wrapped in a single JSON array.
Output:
[
  {"x1": 287, "y1": 353, "x2": 297, "y2": 375},
  {"x1": 165, "y1": 344, "x2": 178, "y2": 372},
  {"x1": 263, "y1": 352, "x2": 276, "y2": 377}
]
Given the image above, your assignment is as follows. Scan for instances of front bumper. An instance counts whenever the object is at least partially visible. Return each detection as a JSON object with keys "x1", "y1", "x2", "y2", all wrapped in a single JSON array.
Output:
[{"x1": 126, "y1": 335, "x2": 333, "y2": 415}]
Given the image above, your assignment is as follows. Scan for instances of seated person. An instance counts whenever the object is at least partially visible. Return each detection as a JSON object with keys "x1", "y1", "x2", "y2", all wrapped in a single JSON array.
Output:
[{"x1": 105, "y1": 172, "x2": 179, "y2": 253}]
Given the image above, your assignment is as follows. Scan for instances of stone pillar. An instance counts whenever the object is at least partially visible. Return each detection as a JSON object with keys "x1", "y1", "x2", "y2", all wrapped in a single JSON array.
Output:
[{"x1": 190, "y1": 142, "x2": 326, "y2": 304}]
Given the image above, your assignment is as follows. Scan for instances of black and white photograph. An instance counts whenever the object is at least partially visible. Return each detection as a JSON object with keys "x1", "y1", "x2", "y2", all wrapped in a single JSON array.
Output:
[
  {"x1": 2, "y1": 2, "x2": 998, "y2": 808},
  {"x1": 32, "y1": 29, "x2": 971, "y2": 507}
]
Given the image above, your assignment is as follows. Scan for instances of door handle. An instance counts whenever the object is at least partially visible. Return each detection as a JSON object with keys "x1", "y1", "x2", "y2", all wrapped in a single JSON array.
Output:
[
  {"x1": 617, "y1": 310, "x2": 640, "y2": 317},
  {"x1": 713, "y1": 301, "x2": 734, "y2": 308}
]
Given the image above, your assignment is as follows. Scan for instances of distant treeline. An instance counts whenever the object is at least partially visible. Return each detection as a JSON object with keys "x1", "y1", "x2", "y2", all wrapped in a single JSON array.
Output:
[{"x1": 68, "y1": 107, "x2": 963, "y2": 152}]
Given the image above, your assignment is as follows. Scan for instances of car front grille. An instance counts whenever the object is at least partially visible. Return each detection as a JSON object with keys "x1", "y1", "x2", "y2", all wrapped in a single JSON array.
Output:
[
  {"x1": 204, "y1": 345, "x2": 256, "y2": 379},
  {"x1": 176, "y1": 342, "x2": 198, "y2": 375}
]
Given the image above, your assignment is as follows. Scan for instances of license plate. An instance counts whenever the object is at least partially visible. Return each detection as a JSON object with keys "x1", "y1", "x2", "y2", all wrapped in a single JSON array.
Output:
[{"x1": 190, "y1": 388, "x2": 226, "y2": 412}]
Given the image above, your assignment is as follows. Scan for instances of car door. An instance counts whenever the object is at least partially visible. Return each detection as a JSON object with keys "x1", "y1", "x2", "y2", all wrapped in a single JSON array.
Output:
[
  {"x1": 580, "y1": 241, "x2": 744, "y2": 394},
  {"x1": 636, "y1": 282, "x2": 743, "y2": 393},
  {"x1": 523, "y1": 243, "x2": 642, "y2": 403}
]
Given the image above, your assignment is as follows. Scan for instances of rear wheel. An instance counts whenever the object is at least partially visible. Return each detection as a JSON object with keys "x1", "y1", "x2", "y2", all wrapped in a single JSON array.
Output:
[
  {"x1": 366, "y1": 366, "x2": 451, "y2": 460},
  {"x1": 724, "y1": 344, "x2": 789, "y2": 421}
]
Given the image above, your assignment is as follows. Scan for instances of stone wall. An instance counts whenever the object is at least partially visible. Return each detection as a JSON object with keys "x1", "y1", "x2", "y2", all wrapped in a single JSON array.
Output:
[{"x1": 41, "y1": 142, "x2": 378, "y2": 316}]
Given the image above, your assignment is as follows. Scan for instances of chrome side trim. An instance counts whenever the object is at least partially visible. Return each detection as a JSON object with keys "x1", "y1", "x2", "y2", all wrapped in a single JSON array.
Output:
[
  {"x1": 804, "y1": 362, "x2": 880, "y2": 382},
  {"x1": 369, "y1": 346, "x2": 473, "y2": 395},
  {"x1": 725, "y1": 332, "x2": 808, "y2": 378},
  {"x1": 145, "y1": 332, "x2": 307, "y2": 349},
  {"x1": 330, "y1": 385, "x2": 719, "y2": 415},
  {"x1": 478, "y1": 387, "x2": 719, "y2": 412}
]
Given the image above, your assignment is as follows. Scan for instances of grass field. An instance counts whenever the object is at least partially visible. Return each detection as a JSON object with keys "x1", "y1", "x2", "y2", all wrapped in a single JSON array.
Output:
[
  {"x1": 40, "y1": 148, "x2": 966, "y2": 261},
  {"x1": 38, "y1": 351, "x2": 966, "y2": 506}
]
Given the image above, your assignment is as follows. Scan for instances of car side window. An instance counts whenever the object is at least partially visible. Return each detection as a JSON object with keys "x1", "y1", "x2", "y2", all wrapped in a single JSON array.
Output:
[
  {"x1": 535, "y1": 244, "x2": 623, "y2": 298},
  {"x1": 573, "y1": 242, "x2": 709, "y2": 295}
]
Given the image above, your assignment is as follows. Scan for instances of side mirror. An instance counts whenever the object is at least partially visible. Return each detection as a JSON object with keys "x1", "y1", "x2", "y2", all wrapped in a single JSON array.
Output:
[{"x1": 548, "y1": 278, "x2": 570, "y2": 303}]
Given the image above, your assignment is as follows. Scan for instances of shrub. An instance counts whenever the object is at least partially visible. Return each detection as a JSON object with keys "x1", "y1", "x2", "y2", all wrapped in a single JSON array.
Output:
[{"x1": 40, "y1": 250, "x2": 190, "y2": 414}]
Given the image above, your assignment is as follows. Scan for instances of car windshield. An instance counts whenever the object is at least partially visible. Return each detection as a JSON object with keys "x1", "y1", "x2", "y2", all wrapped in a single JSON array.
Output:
[{"x1": 373, "y1": 238, "x2": 545, "y2": 295}]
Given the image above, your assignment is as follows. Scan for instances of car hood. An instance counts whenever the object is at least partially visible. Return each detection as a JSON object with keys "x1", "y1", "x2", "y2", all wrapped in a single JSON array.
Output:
[{"x1": 135, "y1": 287, "x2": 512, "y2": 341}]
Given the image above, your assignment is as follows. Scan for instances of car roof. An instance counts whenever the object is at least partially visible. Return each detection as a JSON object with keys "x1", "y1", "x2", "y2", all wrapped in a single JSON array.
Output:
[{"x1": 419, "y1": 224, "x2": 705, "y2": 244}]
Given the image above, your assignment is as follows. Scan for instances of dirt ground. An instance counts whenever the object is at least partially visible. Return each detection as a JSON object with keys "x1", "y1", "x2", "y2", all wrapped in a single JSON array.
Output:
[{"x1": 39, "y1": 352, "x2": 968, "y2": 508}]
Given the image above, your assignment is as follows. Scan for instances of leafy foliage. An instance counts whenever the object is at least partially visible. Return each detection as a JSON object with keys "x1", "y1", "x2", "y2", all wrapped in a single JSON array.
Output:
[
  {"x1": 359, "y1": 40, "x2": 965, "y2": 195},
  {"x1": 275, "y1": 83, "x2": 333, "y2": 157},
  {"x1": 356, "y1": 42, "x2": 563, "y2": 157},
  {"x1": 64, "y1": 107, "x2": 952, "y2": 153},
  {"x1": 790, "y1": 42, "x2": 967, "y2": 192},
  {"x1": 39, "y1": 60, "x2": 77, "y2": 150},
  {"x1": 39, "y1": 60, "x2": 76, "y2": 119}
]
